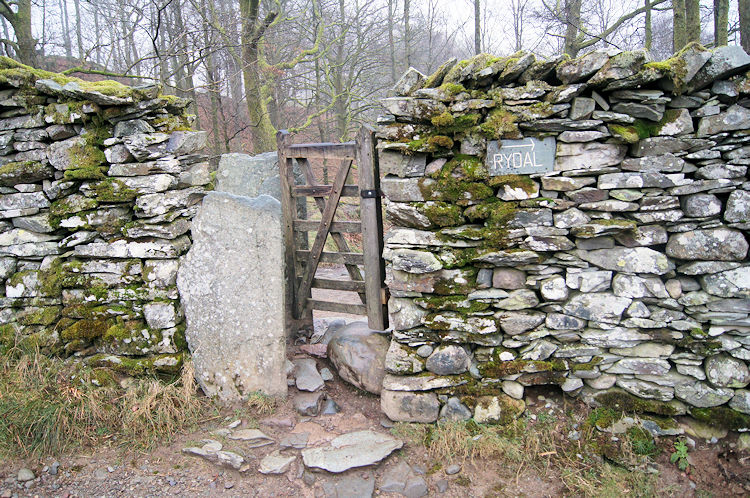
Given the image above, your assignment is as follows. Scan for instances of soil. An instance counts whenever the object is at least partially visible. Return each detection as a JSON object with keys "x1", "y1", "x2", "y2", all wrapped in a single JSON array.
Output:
[{"x1": 2, "y1": 265, "x2": 750, "y2": 497}]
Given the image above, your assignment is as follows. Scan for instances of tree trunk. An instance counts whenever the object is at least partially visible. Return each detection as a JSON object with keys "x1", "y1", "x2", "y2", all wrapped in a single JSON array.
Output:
[
  {"x1": 713, "y1": 0, "x2": 728, "y2": 46},
  {"x1": 741, "y1": 0, "x2": 750, "y2": 53},
  {"x1": 334, "y1": 0, "x2": 347, "y2": 140},
  {"x1": 93, "y1": 6, "x2": 101, "y2": 65},
  {"x1": 685, "y1": 0, "x2": 700, "y2": 43},
  {"x1": 474, "y1": 0, "x2": 481, "y2": 55},
  {"x1": 673, "y1": 0, "x2": 687, "y2": 52},
  {"x1": 404, "y1": 0, "x2": 411, "y2": 69},
  {"x1": 60, "y1": 0, "x2": 73, "y2": 59},
  {"x1": 644, "y1": 0, "x2": 652, "y2": 51},
  {"x1": 387, "y1": 0, "x2": 396, "y2": 84},
  {"x1": 8, "y1": 0, "x2": 37, "y2": 66},
  {"x1": 239, "y1": 0, "x2": 277, "y2": 153},
  {"x1": 73, "y1": 0, "x2": 83, "y2": 61},
  {"x1": 563, "y1": 0, "x2": 582, "y2": 57}
]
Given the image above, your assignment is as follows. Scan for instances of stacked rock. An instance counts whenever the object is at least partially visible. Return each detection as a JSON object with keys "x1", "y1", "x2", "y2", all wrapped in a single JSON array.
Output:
[
  {"x1": 377, "y1": 44, "x2": 750, "y2": 427},
  {"x1": 0, "y1": 57, "x2": 210, "y2": 375}
]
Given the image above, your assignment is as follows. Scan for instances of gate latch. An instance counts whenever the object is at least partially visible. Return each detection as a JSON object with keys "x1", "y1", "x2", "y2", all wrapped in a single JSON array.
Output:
[{"x1": 360, "y1": 189, "x2": 379, "y2": 199}]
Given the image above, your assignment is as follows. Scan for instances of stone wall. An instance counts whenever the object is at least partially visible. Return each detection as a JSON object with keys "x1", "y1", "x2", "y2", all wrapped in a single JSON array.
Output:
[
  {"x1": 0, "y1": 57, "x2": 210, "y2": 375},
  {"x1": 377, "y1": 44, "x2": 750, "y2": 427}
]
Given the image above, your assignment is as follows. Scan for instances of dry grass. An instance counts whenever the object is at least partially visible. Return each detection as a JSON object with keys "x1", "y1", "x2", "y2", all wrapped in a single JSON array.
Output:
[
  {"x1": 246, "y1": 391, "x2": 279, "y2": 416},
  {"x1": 0, "y1": 344, "x2": 213, "y2": 460},
  {"x1": 392, "y1": 409, "x2": 658, "y2": 497}
]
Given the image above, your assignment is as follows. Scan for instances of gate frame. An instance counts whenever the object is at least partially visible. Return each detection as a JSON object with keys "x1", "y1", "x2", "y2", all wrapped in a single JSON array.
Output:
[{"x1": 277, "y1": 126, "x2": 388, "y2": 332}]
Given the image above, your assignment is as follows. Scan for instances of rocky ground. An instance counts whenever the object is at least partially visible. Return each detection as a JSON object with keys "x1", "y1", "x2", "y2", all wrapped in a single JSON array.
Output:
[{"x1": 2, "y1": 315, "x2": 750, "y2": 497}]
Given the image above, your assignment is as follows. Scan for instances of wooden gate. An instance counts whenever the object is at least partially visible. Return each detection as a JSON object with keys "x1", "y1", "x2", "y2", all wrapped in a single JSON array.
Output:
[{"x1": 277, "y1": 126, "x2": 388, "y2": 332}]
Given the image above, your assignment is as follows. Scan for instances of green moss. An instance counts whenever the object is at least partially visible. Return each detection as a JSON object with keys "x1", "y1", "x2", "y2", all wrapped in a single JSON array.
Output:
[
  {"x1": 62, "y1": 166, "x2": 106, "y2": 181},
  {"x1": 427, "y1": 135, "x2": 454, "y2": 150},
  {"x1": 418, "y1": 177, "x2": 493, "y2": 205},
  {"x1": 91, "y1": 178, "x2": 137, "y2": 202},
  {"x1": 45, "y1": 101, "x2": 88, "y2": 124},
  {"x1": 480, "y1": 108, "x2": 520, "y2": 139},
  {"x1": 435, "y1": 247, "x2": 480, "y2": 269},
  {"x1": 690, "y1": 406, "x2": 750, "y2": 431},
  {"x1": 87, "y1": 352, "x2": 184, "y2": 376},
  {"x1": 608, "y1": 124, "x2": 641, "y2": 144},
  {"x1": 18, "y1": 306, "x2": 61, "y2": 326},
  {"x1": 432, "y1": 268, "x2": 478, "y2": 295},
  {"x1": 438, "y1": 154, "x2": 487, "y2": 181},
  {"x1": 594, "y1": 389, "x2": 681, "y2": 416},
  {"x1": 415, "y1": 295, "x2": 490, "y2": 313},
  {"x1": 486, "y1": 201, "x2": 519, "y2": 227},
  {"x1": 627, "y1": 426, "x2": 658, "y2": 456},
  {"x1": 151, "y1": 114, "x2": 191, "y2": 132},
  {"x1": 437, "y1": 114, "x2": 482, "y2": 135},
  {"x1": 677, "y1": 337, "x2": 722, "y2": 355},
  {"x1": 431, "y1": 111, "x2": 455, "y2": 128},
  {"x1": 422, "y1": 201, "x2": 465, "y2": 227},
  {"x1": 68, "y1": 140, "x2": 106, "y2": 172},
  {"x1": 488, "y1": 174, "x2": 537, "y2": 193},
  {"x1": 0, "y1": 161, "x2": 49, "y2": 186},
  {"x1": 438, "y1": 82, "x2": 467, "y2": 96},
  {"x1": 585, "y1": 407, "x2": 620, "y2": 430},
  {"x1": 570, "y1": 357, "x2": 603, "y2": 371},
  {"x1": 643, "y1": 43, "x2": 706, "y2": 93},
  {"x1": 0, "y1": 323, "x2": 19, "y2": 353},
  {"x1": 61, "y1": 319, "x2": 109, "y2": 341},
  {"x1": 478, "y1": 358, "x2": 567, "y2": 378},
  {"x1": 38, "y1": 259, "x2": 64, "y2": 296}
]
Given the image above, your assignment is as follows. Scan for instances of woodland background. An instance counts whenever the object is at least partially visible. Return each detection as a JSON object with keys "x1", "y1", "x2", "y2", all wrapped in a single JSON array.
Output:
[{"x1": 0, "y1": 0, "x2": 748, "y2": 156}]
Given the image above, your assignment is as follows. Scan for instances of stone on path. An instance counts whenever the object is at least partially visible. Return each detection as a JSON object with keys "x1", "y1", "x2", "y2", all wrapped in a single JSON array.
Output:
[
  {"x1": 294, "y1": 391, "x2": 326, "y2": 416},
  {"x1": 301, "y1": 430, "x2": 403, "y2": 473},
  {"x1": 227, "y1": 428, "x2": 274, "y2": 448},
  {"x1": 327, "y1": 322, "x2": 390, "y2": 394},
  {"x1": 321, "y1": 472, "x2": 375, "y2": 498},
  {"x1": 259, "y1": 451, "x2": 296, "y2": 474},
  {"x1": 17, "y1": 468, "x2": 34, "y2": 482},
  {"x1": 177, "y1": 192, "x2": 286, "y2": 400},
  {"x1": 294, "y1": 358, "x2": 325, "y2": 392}
]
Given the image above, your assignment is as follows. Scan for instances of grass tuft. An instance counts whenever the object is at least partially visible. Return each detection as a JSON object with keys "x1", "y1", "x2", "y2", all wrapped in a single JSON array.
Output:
[{"x1": 0, "y1": 343, "x2": 212, "y2": 460}]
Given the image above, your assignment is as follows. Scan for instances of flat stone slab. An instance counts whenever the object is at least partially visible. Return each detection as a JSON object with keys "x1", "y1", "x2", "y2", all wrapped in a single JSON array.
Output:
[
  {"x1": 177, "y1": 192, "x2": 286, "y2": 400},
  {"x1": 301, "y1": 430, "x2": 403, "y2": 473},
  {"x1": 227, "y1": 428, "x2": 274, "y2": 448}
]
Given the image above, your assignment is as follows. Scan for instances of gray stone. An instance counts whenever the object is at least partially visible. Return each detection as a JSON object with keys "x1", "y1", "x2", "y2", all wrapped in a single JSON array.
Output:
[
  {"x1": 621, "y1": 153, "x2": 686, "y2": 173},
  {"x1": 379, "y1": 460, "x2": 411, "y2": 493},
  {"x1": 166, "y1": 131, "x2": 207, "y2": 155},
  {"x1": 176, "y1": 192, "x2": 286, "y2": 400},
  {"x1": 612, "y1": 274, "x2": 669, "y2": 299},
  {"x1": 403, "y1": 476, "x2": 429, "y2": 498},
  {"x1": 705, "y1": 353, "x2": 750, "y2": 388},
  {"x1": 701, "y1": 267, "x2": 750, "y2": 298},
  {"x1": 614, "y1": 226, "x2": 668, "y2": 247},
  {"x1": 425, "y1": 345, "x2": 469, "y2": 375},
  {"x1": 74, "y1": 237, "x2": 190, "y2": 259},
  {"x1": 393, "y1": 67, "x2": 425, "y2": 95},
  {"x1": 615, "y1": 378, "x2": 673, "y2": 401},
  {"x1": 439, "y1": 397, "x2": 473, "y2": 421},
  {"x1": 557, "y1": 49, "x2": 613, "y2": 84},
  {"x1": 295, "y1": 358, "x2": 325, "y2": 392},
  {"x1": 696, "y1": 164, "x2": 746, "y2": 180},
  {"x1": 697, "y1": 104, "x2": 750, "y2": 137},
  {"x1": 322, "y1": 473, "x2": 375, "y2": 498},
  {"x1": 578, "y1": 247, "x2": 674, "y2": 275},
  {"x1": 496, "y1": 311, "x2": 546, "y2": 335},
  {"x1": 682, "y1": 193, "x2": 722, "y2": 217},
  {"x1": 540, "y1": 275, "x2": 568, "y2": 301},
  {"x1": 598, "y1": 171, "x2": 681, "y2": 189},
  {"x1": 301, "y1": 430, "x2": 403, "y2": 473},
  {"x1": 725, "y1": 190, "x2": 750, "y2": 223},
  {"x1": 259, "y1": 451, "x2": 295, "y2": 474},
  {"x1": 545, "y1": 313, "x2": 586, "y2": 330},
  {"x1": 658, "y1": 108, "x2": 695, "y2": 135},
  {"x1": 473, "y1": 395, "x2": 526, "y2": 424},
  {"x1": 492, "y1": 268, "x2": 526, "y2": 289},
  {"x1": 381, "y1": 177, "x2": 425, "y2": 202},
  {"x1": 214, "y1": 152, "x2": 278, "y2": 198},
  {"x1": 228, "y1": 428, "x2": 274, "y2": 447},
  {"x1": 384, "y1": 248, "x2": 442, "y2": 274},
  {"x1": 385, "y1": 201, "x2": 432, "y2": 229},
  {"x1": 114, "y1": 119, "x2": 154, "y2": 137},
  {"x1": 327, "y1": 321, "x2": 389, "y2": 394},
  {"x1": 729, "y1": 389, "x2": 750, "y2": 414},
  {"x1": 389, "y1": 298, "x2": 427, "y2": 330},
  {"x1": 416, "y1": 345, "x2": 433, "y2": 358},
  {"x1": 674, "y1": 381, "x2": 734, "y2": 407},
  {"x1": 381, "y1": 390, "x2": 439, "y2": 422},
  {"x1": 17, "y1": 468, "x2": 34, "y2": 482},
  {"x1": 294, "y1": 391, "x2": 325, "y2": 416},
  {"x1": 554, "y1": 142, "x2": 627, "y2": 172},
  {"x1": 563, "y1": 292, "x2": 631, "y2": 323},
  {"x1": 631, "y1": 137, "x2": 693, "y2": 156},
  {"x1": 569, "y1": 97, "x2": 595, "y2": 120},
  {"x1": 690, "y1": 45, "x2": 750, "y2": 90},
  {"x1": 135, "y1": 187, "x2": 205, "y2": 217},
  {"x1": 612, "y1": 102, "x2": 664, "y2": 121},
  {"x1": 554, "y1": 208, "x2": 591, "y2": 229},
  {"x1": 379, "y1": 150, "x2": 427, "y2": 177},
  {"x1": 666, "y1": 228, "x2": 748, "y2": 261}
]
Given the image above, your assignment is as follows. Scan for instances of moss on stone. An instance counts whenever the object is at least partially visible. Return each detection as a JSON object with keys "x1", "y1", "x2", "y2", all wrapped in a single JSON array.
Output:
[
  {"x1": 415, "y1": 295, "x2": 490, "y2": 313},
  {"x1": 689, "y1": 406, "x2": 750, "y2": 431},
  {"x1": 61, "y1": 319, "x2": 109, "y2": 341},
  {"x1": 418, "y1": 177, "x2": 493, "y2": 205},
  {"x1": 87, "y1": 352, "x2": 184, "y2": 376},
  {"x1": 438, "y1": 82, "x2": 467, "y2": 96},
  {"x1": 0, "y1": 161, "x2": 48, "y2": 186},
  {"x1": 62, "y1": 165, "x2": 107, "y2": 181},
  {"x1": 427, "y1": 135, "x2": 454, "y2": 151},
  {"x1": 422, "y1": 201, "x2": 465, "y2": 227},
  {"x1": 479, "y1": 108, "x2": 520, "y2": 139},
  {"x1": 594, "y1": 389, "x2": 681, "y2": 416},
  {"x1": 18, "y1": 306, "x2": 61, "y2": 326},
  {"x1": 608, "y1": 124, "x2": 641, "y2": 144},
  {"x1": 432, "y1": 268, "x2": 478, "y2": 295},
  {"x1": 488, "y1": 174, "x2": 537, "y2": 192},
  {"x1": 439, "y1": 154, "x2": 487, "y2": 181},
  {"x1": 478, "y1": 358, "x2": 567, "y2": 378},
  {"x1": 643, "y1": 42, "x2": 707, "y2": 93},
  {"x1": 431, "y1": 111, "x2": 455, "y2": 128},
  {"x1": 91, "y1": 178, "x2": 137, "y2": 202}
]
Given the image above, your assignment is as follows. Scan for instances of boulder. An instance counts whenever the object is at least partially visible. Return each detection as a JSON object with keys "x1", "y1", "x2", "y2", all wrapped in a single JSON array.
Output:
[{"x1": 327, "y1": 321, "x2": 390, "y2": 394}]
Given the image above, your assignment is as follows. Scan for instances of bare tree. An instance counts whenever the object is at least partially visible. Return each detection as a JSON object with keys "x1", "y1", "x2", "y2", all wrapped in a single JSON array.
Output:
[
  {"x1": 0, "y1": 0, "x2": 36, "y2": 65},
  {"x1": 739, "y1": 0, "x2": 749, "y2": 51}
]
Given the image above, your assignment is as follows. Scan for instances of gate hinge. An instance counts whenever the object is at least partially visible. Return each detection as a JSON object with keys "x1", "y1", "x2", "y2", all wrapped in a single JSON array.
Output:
[{"x1": 360, "y1": 189, "x2": 380, "y2": 199}]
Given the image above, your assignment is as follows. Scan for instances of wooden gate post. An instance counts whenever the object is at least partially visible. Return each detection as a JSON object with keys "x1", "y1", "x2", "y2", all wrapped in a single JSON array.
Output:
[
  {"x1": 277, "y1": 130, "x2": 313, "y2": 334},
  {"x1": 357, "y1": 125, "x2": 389, "y2": 330}
]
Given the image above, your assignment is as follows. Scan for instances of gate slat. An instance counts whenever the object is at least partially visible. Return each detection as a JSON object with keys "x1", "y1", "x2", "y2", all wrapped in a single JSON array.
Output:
[
  {"x1": 294, "y1": 159, "x2": 353, "y2": 317},
  {"x1": 286, "y1": 143, "x2": 357, "y2": 160},
  {"x1": 310, "y1": 278, "x2": 366, "y2": 292},
  {"x1": 296, "y1": 250, "x2": 364, "y2": 265},
  {"x1": 309, "y1": 299, "x2": 366, "y2": 315},
  {"x1": 293, "y1": 185, "x2": 359, "y2": 197},
  {"x1": 294, "y1": 220, "x2": 361, "y2": 233}
]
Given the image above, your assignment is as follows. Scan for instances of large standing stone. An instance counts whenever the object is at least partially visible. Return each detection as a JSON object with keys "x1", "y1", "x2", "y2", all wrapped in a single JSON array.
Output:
[
  {"x1": 666, "y1": 228, "x2": 748, "y2": 261},
  {"x1": 177, "y1": 192, "x2": 286, "y2": 400},
  {"x1": 327, "y1": 321, "x2": 389, "y2": 394},
  {"x1": 214, "y1": 152, "x2": 280, "y2": 199}
]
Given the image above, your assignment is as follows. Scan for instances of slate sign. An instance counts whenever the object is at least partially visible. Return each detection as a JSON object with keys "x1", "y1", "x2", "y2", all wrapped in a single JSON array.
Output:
[{"x1": 487, "y1": 137, "x2": 556, "y2": 176}]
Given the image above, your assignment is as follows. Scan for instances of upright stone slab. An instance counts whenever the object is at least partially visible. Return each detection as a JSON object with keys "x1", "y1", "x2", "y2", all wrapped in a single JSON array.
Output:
[
  {"x1": 177, "y1": 192, "x2": 287, "y2": 400},
  {"x1": 215, "y1": 152, "x2": 280, "y2": 199}
]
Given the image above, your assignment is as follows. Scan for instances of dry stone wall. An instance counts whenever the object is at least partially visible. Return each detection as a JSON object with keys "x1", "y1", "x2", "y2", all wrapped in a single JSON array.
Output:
[
  {"x1": 0, "y1": 58, "x2": 210, "y2": 375},
  {"x1": 377, "y1": 44, "x2": 750, "y2": 428}
]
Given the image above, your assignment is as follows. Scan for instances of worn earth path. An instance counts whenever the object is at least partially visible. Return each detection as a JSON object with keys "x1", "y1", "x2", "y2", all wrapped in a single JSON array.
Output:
[{"x1": 2, "y1": 271, "x2": 750, "y2": 497}]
